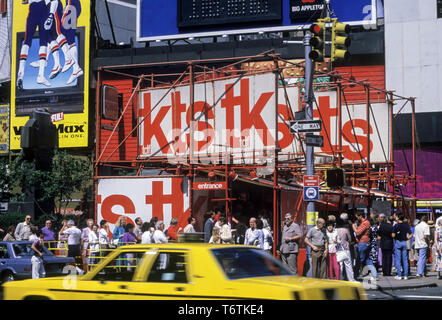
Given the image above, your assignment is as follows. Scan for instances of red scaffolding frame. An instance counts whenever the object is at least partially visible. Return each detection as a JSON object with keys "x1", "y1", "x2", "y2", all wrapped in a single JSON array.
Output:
[{"x1": 94, "y1": 52, "x2": 418, "y2": 256}]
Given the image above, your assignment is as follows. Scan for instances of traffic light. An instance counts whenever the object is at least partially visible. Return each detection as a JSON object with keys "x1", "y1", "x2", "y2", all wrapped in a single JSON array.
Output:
[
  {"x1": 325, "y1": 167, "x2": 345, "y2": 189},
  {"x1": 21, "y1": 110, "x2": 58, "y2": 170},
  {"x1": 309, "y1": 21, "x2": 325, "y2": 62},
  {"x1": 331, "y1": 20, "x2": 351, "y2": 62}
]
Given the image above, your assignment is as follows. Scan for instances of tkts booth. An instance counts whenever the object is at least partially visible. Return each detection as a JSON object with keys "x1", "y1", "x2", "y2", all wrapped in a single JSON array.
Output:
[{"x1": 94, "y1": 54, "x2": 418, "y2": 262}]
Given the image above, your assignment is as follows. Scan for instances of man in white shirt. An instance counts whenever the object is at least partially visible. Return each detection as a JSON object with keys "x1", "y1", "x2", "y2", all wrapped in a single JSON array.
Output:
[
  {"x1": 183, "y1": 217, "x2": 196, "y2": 233},
  {"x1": 153, "y1": 221, "x2": 168, "y2": 243},
  {"x1": 60, "y1": 220, "x2": 82, "y2": 264},
  {"x1": 15, "y1": 215, "x2": 33, "y2": 241},
  {"x1": 218, "y1": 217, "x2": 233, "y2": 244},
  {"x1": 414, "y1": 216, "x2": 430, "y2": 277},
  {"x1": 244, "y1": 217, "x2": 264, "y2": 248},
  {"x1": 134, "y1": 217, "x2": 143, "y2": 242}
]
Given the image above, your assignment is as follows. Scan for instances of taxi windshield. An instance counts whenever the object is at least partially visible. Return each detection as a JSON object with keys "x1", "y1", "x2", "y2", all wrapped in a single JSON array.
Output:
[{"x1": 211, "y1": 247, "x2": 293, "y2": 280}]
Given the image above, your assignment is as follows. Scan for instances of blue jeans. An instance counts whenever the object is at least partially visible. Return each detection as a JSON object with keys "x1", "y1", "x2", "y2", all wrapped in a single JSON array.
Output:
[
  {"x1": 417, "y1": 247, "x2": 427, "y2": 275},
  {"x1": 358, "y1": 242, "x2": 378, "y2": 278},
  {"x1": 394, "y1": 240, "x2": 409, "y2": 277}
]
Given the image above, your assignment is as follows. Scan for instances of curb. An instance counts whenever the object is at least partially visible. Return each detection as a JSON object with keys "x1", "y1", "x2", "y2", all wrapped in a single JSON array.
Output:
[{"x1": 366, "y1": 282, "x2": 438, "y2": 291}]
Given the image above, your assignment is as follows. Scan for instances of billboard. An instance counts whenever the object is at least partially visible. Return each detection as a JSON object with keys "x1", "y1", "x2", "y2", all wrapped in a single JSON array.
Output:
[
  {"x1": 97, "y1": 177, "x2": 190, "y2": 232},
  {"x1": 137, "y1": 0, "x2": 378, "y2": 41},
  {"x1": 10, "y1": 0, "x2": 90, "y2": 149},
  {"x1": 138, "y1": 73, "x2": 289, "y2": 164},
  {"x1": 138, "y1": 72, "x2": 390, "y2": 164},
  {"x1": 0, "y1": 104, "x2": 9, "y2": 155}
]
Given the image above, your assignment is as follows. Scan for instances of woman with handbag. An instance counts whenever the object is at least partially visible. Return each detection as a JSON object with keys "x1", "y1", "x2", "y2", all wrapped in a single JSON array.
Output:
[{"x1": 336, "y1": 218, "x2": 357, "y2": 282}]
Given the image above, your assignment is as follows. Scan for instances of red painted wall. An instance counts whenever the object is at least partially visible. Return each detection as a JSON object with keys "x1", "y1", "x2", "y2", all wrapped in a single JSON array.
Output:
[
  {"x1": 334, "y1": 65, "x2": 386, "y2": 105},
  {"x1": 98, "y1": 76, "x2": 139, "y2": 162}
]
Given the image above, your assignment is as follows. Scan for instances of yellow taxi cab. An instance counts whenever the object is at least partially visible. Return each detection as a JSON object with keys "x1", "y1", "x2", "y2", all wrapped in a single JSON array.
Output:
[{"x1": 1, "y1": 243, "x2": 366, "y2": 300}]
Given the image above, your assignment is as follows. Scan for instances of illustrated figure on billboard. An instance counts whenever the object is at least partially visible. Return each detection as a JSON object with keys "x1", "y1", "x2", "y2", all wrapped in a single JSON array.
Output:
[
  {"x1": 16, "y1": 0, "x2": 57, "y2": 89},
  {"x1": 61, "y1": 0, "x2": 83, "y2": 85},
  {"x1": 30, "y1": 0, "x2": 72, "y2": 80},
  {"x1": 17, "y1": 0, "x2": 83, "y2": 89}
]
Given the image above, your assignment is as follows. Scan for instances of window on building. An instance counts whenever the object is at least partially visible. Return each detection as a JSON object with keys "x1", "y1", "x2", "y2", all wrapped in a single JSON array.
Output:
[
  {"x1": 438, "y1": 0, "x2": 442, "y2": 19},
  {"x1": 0, "y1": 0, "x2": 7, "y2": 15}
]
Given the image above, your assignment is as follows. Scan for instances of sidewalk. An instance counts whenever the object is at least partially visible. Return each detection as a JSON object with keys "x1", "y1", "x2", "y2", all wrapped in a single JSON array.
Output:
[{"x1": 362, "y1": 265, "x2": 442, "y2": 291}]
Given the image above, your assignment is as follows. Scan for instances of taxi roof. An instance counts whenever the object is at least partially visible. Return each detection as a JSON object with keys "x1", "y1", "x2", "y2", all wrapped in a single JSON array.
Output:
[{"x1": 117, "y1": 243, "x2": 256, "y2": 250}]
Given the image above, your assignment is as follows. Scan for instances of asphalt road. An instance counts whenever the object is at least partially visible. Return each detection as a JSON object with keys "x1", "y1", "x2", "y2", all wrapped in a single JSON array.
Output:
[{"x1": 366, "y1": 286, "x2": 442, "y2": 300}]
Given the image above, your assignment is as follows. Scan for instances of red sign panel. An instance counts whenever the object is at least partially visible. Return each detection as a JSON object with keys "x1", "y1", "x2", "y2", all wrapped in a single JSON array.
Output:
[
  {"x1": 303, "y1": 175, "x2": 319, "y2": 187},
  {"x1": 193, "y1": 182, "x2": 227, "y2": 191},
  {"x1": 51, "y1": 112, "x2": 64, "y2": 123}
]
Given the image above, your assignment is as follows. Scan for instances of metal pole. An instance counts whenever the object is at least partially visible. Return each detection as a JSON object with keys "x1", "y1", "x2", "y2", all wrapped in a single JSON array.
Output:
[
  {"x1": 366, "y1": 85, "x2": 371, "y2": 216},
  {"x1": 411, "y1": 98, "x2": 417, "y2": 221},
  {"x1": 273, "y1": 63, "x2": 279, "y2": 258},
  {"x1": 388, "y1": 92, "x2": 395, "y2": 216},
  {"x1": 94, "y1": 68, "x2": 101, "y2": 223},
  {"x1": 337, "y1": 83, "x2": 343, "y2": 167},
  {"x1": 303, "y1": 33, "x2": 315, "y2": 277},
  {"x1": 189, "y1": 63, "x2": 194, "y2": 218}
]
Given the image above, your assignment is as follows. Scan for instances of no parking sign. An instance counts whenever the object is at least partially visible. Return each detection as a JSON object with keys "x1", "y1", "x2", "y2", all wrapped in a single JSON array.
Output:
[{"x1": 303, "y1": 175, "x2": 319, "y2": 201}]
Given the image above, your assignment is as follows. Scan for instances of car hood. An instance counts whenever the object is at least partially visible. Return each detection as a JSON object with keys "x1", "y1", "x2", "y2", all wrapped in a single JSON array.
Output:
[{"x1": 234, "y1": 276, "x2": 362, "y2": 289}]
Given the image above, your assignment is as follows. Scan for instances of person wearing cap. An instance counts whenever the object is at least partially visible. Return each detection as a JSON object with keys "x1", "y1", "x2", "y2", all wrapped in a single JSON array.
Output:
[{"x1": 278, "y1": 213, "x2": 302, "y2": 274}]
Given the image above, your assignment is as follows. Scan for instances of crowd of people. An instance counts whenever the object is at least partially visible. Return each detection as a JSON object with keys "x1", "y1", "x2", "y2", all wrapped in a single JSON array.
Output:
[
  {"x1": 1, "y1": 210, "x2": 441, "y2": 282},
  {"x1": 299, "y1": 211, "x2": 442, "y2": 281}
]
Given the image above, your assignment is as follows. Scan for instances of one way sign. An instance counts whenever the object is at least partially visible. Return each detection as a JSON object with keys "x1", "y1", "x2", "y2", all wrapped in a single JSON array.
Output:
[{"x1": 289, "y1": 120, "x2": 322, "y2": 133}]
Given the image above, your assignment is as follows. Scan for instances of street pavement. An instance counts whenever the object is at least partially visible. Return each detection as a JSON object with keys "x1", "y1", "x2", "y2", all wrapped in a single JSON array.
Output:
[
  {"x1": 366, "y1": 286, "x2": 442, "y2": 300},
  {"x1": 360, "y1": 264, "x2": 442, "y2": 298}
]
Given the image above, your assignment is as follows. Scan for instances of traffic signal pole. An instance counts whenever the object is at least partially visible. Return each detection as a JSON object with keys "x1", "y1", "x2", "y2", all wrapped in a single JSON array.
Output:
[{"x1": 303, "y1": 32, "x2": 316, "y2": 277}]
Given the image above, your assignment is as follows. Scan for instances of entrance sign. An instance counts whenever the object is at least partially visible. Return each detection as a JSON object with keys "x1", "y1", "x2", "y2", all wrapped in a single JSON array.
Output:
[{"x1": 193, "y1": 182, "x2": 227, "y2": 191}]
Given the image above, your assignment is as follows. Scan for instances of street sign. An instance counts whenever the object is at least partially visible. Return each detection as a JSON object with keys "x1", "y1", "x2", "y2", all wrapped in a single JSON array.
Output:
[
  {"x1": 193, "y1": 182, "x2": 227, "y2": 190},
  {"x1": 289, "y1": 120, "x2": 322, "y2": 133},
  {"x1": 304, "y1": 175, "x2": 319, "y2": 187},
  {"x1": 305, "y1": 134, "x2": 324, "y2": 147},
  {"x1": 303, "y1": 175, "x2": 319, "y2": 201},
  {"x1": 304, "y1": 186, "x2": 319, "y2": 201}
]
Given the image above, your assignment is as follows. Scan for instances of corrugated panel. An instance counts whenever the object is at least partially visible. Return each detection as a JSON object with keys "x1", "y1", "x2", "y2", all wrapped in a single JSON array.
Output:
[
  {"x1": 334, "y1": 65, "x2": 386, "y2": 105},
  {"x1": 99, "y1": 76, "x2": 139, "y2": 162}
]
